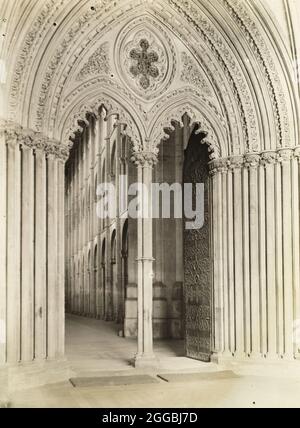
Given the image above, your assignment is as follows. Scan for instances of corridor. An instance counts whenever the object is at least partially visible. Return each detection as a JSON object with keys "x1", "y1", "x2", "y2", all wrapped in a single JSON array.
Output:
[{"x1": 65, "y1": 314, "x2": 205, "y2": 375}]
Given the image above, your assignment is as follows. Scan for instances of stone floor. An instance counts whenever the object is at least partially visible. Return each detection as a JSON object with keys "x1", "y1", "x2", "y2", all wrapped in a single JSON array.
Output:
[{"x1": 7, "y1": 314, "x2": 300, "y2": 408}]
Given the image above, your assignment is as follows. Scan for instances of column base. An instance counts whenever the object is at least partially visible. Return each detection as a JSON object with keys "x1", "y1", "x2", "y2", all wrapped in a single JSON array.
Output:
[{"x1": 134, "y1": 353, "x2": 159, "y2": 369}]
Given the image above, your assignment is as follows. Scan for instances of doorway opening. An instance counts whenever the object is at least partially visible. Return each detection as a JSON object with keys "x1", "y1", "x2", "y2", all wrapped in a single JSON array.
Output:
[
  {"x1": 153, "y1": 116, "x2": 212, "y2": 361},
  {"x1": 64, "y1": 110, "x2": 212, "y2": 370}
]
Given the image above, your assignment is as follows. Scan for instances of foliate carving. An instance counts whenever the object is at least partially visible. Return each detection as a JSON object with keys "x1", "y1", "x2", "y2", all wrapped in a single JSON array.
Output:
[
  {"x1": 207, "y1": 150, "x2": 300, "y2": 171},
  {"x1": 130, "y1": 150, "x2": 158, "y2": 168},
  {"x1": 35, "y1": 1, "x2": 113, "y2": 130},
  {"x1": 115, "y1": 17, "x2": 176, "y2": 101},
  {"x1": 227, "y1": 155, "x2": 244, "y2": 169},
  {"x1": 180, "y1": 53, "x2": 212, "y2": 96},
  {"x1": 244, "y1": 153, "x2": 260, "y2": 169},
  {"x1": 76, "y1": 43, "x2": 111, "y2": 81},
  {"x1": 223, "y1": 0, "x2": 290, "y2": 147},
  {"x1": 129, "y1": 39, "x2": 159, "y2": 89},
  {"x1": 168, "y1": 0, "x2": 257, "y2": 152},
  {"x1": 1, "y1": 120, "x2": 69, "y2": 161},
  {"x1": 8, "y1": 0, "x2": 63, "y2": 116},
  {"x1": 277, "y1": 148, "x2": 293, "y2": 163},
  {"x1": 294, "y1": 147, "x2": 300, "y2": 160},
  {"x1": 123, "y1": 29, "x2": 167, "y2": 95},
  {"x1": 260, "y1": 151, "x2": 277, "y2": 166},
  {"x1": 208, "y1": 159, "x2": 228, "y2": 176}
]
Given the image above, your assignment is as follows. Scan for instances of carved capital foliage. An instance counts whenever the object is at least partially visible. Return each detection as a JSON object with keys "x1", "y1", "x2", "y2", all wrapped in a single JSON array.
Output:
[
  {"x1": 208, "y1": 159, "x2": 228, "y2": 176},
  {"x1": 130, "y1": 150, "x2": 158, "y2": 168},
  {"x1": 1, "y1": 121, "x2": 69, "y2": 161},
  {"x1": 244, "y1": 153, "x2": 261, "y2": 169},
  {"x1": 277, "y1": 148, "x2": 293, "y2": 163},
  {"x1": 227, "y1": 155, "x2": 244, "y2": 170},
  {"x1": 260, "y1": 151, "x2": 277, "y2": 166},
  {"x1": 294, "y1": 147, "x2": 300, "y2": 161}
]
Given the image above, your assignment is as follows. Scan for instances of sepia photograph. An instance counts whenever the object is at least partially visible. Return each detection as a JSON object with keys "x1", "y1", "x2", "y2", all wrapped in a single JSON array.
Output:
[{"x1": 0, "y1": 0, "x2": 299, "y2": 413}]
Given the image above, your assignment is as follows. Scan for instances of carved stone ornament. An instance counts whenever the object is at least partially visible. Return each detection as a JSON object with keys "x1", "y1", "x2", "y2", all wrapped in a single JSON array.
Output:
[
  {"x1": 180, "y1": 52, "x2": 212, "y2": 97},
  {"x1": 227, "y1": 155, "x2": 244, "y2": 170},
  {"x1": 115, "y1": 17, "x2": 176, "y2": 100},
  {"x1": 244, "y1": 153, "x2": 261, "y2": 169},
  {"x1": 277, "y1": 148, "x2": 293, "y2": 163},
  {"x1": 130, "y1": 150, "x2": 158, "y2": 167},
  {"x1": 76, "y1": 42, "x2": 111, "y2": 81},
  {"x1": 260, "y1": 151, "x2": 277, "y2": 166},
  {"x1": 129, "y1": 39, "x2": 159, "y2": 90},
  {"x1": 208, "y1": 159, "x2": 228, "y2": 176},
  {"x1": 1, "y1": 121, "x2": 69, "y2": 161}
]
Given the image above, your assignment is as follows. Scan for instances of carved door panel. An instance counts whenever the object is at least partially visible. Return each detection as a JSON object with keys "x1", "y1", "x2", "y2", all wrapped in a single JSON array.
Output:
[{"x1": 183, "y1": 141, "x2": 211, "y2": 362}]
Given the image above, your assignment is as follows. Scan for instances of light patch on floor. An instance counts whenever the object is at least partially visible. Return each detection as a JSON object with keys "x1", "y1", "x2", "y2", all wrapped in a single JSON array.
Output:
[
  {"x1": 157, "y1": 370, "x2": 239, "y2": 383},
  {"x1": 70, "y1": 375, "x2": 159, "y2": 387}
]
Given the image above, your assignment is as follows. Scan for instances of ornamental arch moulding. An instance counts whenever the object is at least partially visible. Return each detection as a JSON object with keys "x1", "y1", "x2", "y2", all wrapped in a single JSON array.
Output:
[
  {"x1": 60, "y1": 92, "x2": 143, "y2": 153},
  {"x1": 147, "y1": 96, "x2": 226, "y2": 160},
  {"x1": 4, "y1": 0, "x2": 298, "y2": 156}
]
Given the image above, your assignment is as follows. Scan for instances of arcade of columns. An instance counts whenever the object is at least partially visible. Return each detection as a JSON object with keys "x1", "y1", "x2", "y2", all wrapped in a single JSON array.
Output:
[
  {"x1": 2, "y1": 117, "x2": 300, "y2": 371},
  {"x1": 1, "y1": 0, "x2": 300, "y2": 395}
]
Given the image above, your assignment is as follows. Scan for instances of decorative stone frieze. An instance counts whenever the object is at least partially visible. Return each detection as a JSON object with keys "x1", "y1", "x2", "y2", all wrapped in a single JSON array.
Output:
[
  {"x1": 207, "y1": 148, "x2": 300, "y2": 175},
  {"x1": 1, "y1": 121, "x2": 69, "y2": 161}
]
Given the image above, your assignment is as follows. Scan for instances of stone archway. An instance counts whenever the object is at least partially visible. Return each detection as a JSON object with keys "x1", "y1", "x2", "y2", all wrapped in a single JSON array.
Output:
[{"x1": 0, "y1": 1, "x2": 299, "y2": 395}]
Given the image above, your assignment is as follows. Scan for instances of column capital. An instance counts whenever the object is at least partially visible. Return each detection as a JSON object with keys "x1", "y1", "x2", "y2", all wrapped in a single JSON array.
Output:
[
  {"x1": 1, "y1": 119, "x2": 70, "y2": 161},
  {"x1": 227, "y1": 155, "x2": 244, "y2": 170},
  {"x1": 294, "y1": 147, "x2": 300, "y2": 161},
  {"x1": 208, "y1": 158, "x2": 228, "y2": 176},
  {"x1": 244, "y1": 153, "x2": 260, "y2": 169},
  {"x1": 130, "y1": 150, "x2": 158, "y2": 167},
  {"x1": 277, "y1": 148, "x2": 293, "y2": 163},
  {"x1": 260, "y1": 151, "x2": 277, "y2": 167}
]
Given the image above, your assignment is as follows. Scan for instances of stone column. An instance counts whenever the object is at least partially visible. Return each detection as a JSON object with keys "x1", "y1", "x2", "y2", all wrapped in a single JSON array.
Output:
[
  {"x1": 261, "y1": 151, "x2": 277, "y2": 358},
  {"x1": 46, "y1": 152, "x2": 58, "y2": 359},
  {"x1": 57, "y1": 157, "x2": 65, "y2": 356},
  {"x1": 131, "y1": 150, "x2": 158, "y2": 368},
  {"x1": 34, "y1": 146, "x2": 47, "y2": 359},
  {"x1": 0, "y1": 128, "x2": 7, "y2": 364},
  {"x1": 278, "y1": 149, "x2": 294, "y2": 358},
  {"x1": 293, "y1": 148, "x2": 300, "y2": 356},
  {"x1": 229, "y1": 156, "x2": 244, "y2": 357},
  {"x1": 6, "y1": 131, "x2": 21, "y2": 362},
  {"x1": 209, "y1": 159, "x2": 225, "y2": 355},
  {"x1": 244, "y1": 154, "x2": 261, "y2": 357},
  {"x1": 97, "y1": 110, "x2": 106, "y2": 319},
  {"x1": 21, "y1": 140, "x2": 35, "y2": 362}
]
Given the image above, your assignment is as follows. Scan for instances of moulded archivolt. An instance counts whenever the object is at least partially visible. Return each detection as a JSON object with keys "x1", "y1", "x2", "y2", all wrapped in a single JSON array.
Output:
[
  {"x1": 62, "y1": 95, "x2": 142, "y2": 152},
  {"x1": 114, "y1": 15, "x2": 176, "y2": 101},
  {"x1": 149, "y1": 104, "x2": 222, "y2": 160}
]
